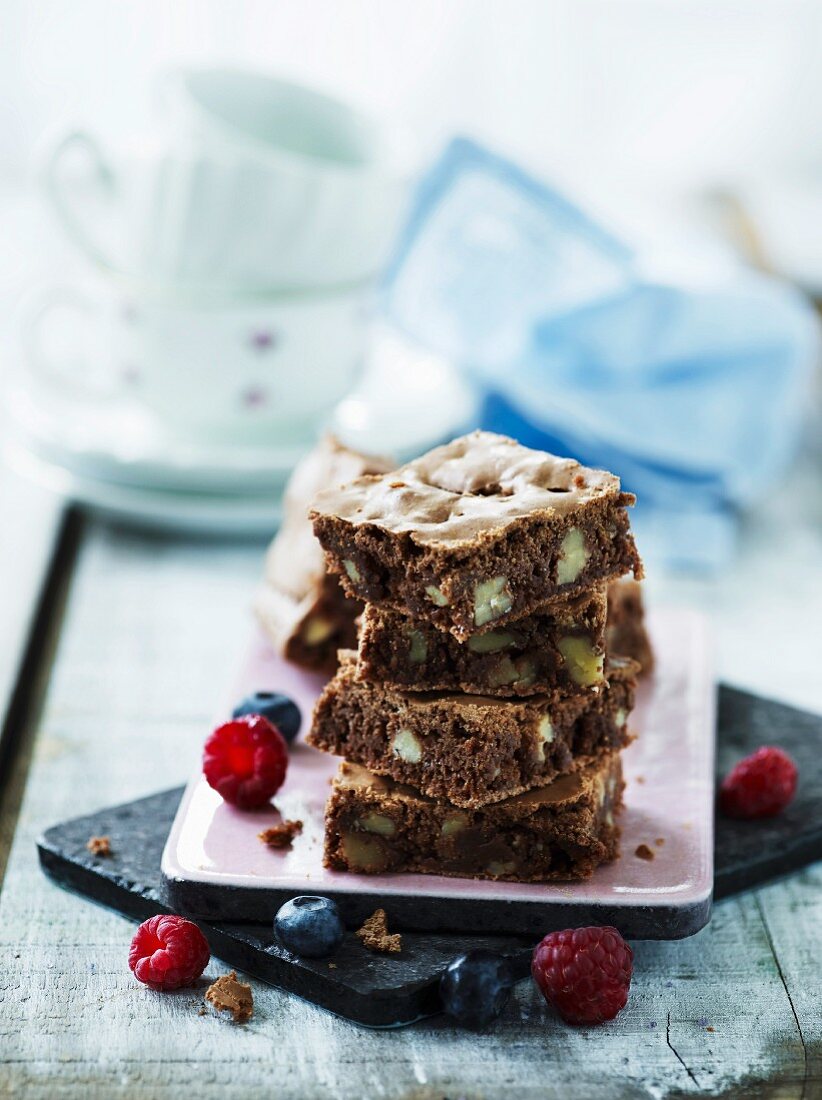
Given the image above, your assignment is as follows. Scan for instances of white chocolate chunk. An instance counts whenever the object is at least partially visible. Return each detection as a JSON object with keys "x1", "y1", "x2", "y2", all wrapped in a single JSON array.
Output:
[
  {"x1": 556, "y1": 527, "x2": 589, "y2": 585},
  {"x1": 407, "y1": 630, "x2": 427, "y2": 663},
  {"x1": 474, "y1": 576, "x2": 513, "y2": 627},
  {"x1": 534, "y1": 715, "x2": 554, "y2": 762},
  {"x1": 487, "y1": 860, "x2": 516, "y2": 876},
  {"x1": 615, "y1": 708, "x2": 627, "y2": 728},
  {"x1": 557, "y1": 635, "x2": 604, "y2": 686},
  {"x1": 486, "y1": 656, "x2": 520, "y2": 688},
  {"x1": 440, "y1": 814, "x2": 468, "y2": 837},
  {"x1": 513, "y1": 656, "x2": 536, "y2": 686},
  {"x1": 467, "y1": 630, "x2": 516, "y2": 654},
  {"x1": 425, "y1": 584, "x2": 449, "y2": 607},
  {"x1": 343, "y1": 559, "x2": 362, "y2": 583},
  {"x1": 358, "y1": 813, "x2": 396, "y2": 837},
  {"x1": 301, "y1": 615, "x2": 335, "y2": 646},
  {"x1": 392, "y1": 728, "x2": 422, "y2": 763},
  {"x1": 341, "y1": 831, "x2": 389, "y2": 871},
  {"x1": 605, "y1": 810, "x2": 615, "y2": 827}
]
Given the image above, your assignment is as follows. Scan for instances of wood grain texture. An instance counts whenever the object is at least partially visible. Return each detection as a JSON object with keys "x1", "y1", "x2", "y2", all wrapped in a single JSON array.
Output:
[{"x1": 0, "y1": 521, "x2": 819, "y2": 1099}]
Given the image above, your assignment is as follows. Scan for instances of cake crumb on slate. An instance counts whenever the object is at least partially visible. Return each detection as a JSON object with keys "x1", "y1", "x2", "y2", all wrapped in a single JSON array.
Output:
[
  {"x1": 205, "y1": 971, "x2": 253, "y2": 1022},
  {"x1": 355, "y1": 909, "x2": 402, "y2": 954},
  {"x1": 258, "y1": 820, "x2": 303, "y2": 849},
  {"x1": 86, "y1": 836, "x2": 111, "y2": 857},
  {"x1": 635, "y1": 843, "x2": 655, "y2": 861}
]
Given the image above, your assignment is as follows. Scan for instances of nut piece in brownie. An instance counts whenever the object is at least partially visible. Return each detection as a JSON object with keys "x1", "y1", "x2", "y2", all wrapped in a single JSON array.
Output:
[
  {"x1": 311, "y1": 431, "x2": 642, "y2": 641},
  {"x1": 255, "y1": 435, "x2": 393, "y2": 672},
  {"x1": 607, "y1": 579, "x2": 654, "y2": 677},
  {"x1": 358, "y1": 587, "x2": 607, "y2": 697},
  {"x1": 309, "y1": 652, "x2": 635, "y2": 808},
  {"x1": 324, "y1": 753, "x2": 624, "y2": 882}
]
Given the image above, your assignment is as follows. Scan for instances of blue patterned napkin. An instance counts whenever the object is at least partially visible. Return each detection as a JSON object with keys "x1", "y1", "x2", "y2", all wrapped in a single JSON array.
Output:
[{"x1": 383, "y1": 139, "x2": 819, "y2": 569}]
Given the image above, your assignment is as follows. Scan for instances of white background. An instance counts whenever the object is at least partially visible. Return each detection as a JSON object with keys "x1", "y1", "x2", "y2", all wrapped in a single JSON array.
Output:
[{"x1": 2, "y1": 0, "x2": 821, "y2": 193}]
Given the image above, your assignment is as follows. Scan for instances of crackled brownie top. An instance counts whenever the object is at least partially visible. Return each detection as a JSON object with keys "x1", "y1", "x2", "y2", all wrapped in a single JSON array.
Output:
[{"x1": 311, "y1": 431, "x2": 630, "y2": 549}]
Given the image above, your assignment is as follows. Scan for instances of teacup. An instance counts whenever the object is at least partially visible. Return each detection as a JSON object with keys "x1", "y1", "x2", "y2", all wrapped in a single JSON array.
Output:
[
  {"x1": 23, "y1": 280, "x2": 371, "y2": 443},
  {"x1": 45, "y1": 68, "x2": 413, "y2": 291}
]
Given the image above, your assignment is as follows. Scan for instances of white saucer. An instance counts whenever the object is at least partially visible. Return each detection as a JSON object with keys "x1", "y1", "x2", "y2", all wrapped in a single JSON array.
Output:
[
  {"x1": 8, "y1": 325, "x2": 479, "y2": 504},
  {"x1": 6, "y1": 380, "x2": 309, "y2": 496},
  {"x1": 6, "y1": 326, "x2": 480, "y2": 534},
  {"x1": 3, "y1": 439, "x2": 283, "y2": 536}
]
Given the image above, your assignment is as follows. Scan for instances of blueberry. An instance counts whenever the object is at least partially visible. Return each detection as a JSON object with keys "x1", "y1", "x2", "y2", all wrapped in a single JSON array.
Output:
[
  {"x1": 274, "y1": 896, "x2": 345, "y2": 958},
  {"x1": 232, "y1": 692, "x2": 301, "y2": 743},
  {"x1": 440, "y1": 950, "x2": 514, "y2": 1029}
]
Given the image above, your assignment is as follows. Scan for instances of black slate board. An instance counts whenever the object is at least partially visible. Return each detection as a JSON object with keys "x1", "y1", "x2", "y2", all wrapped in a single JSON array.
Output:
[{"x1": 37, "y1": 685, "x2": 822, "y2": 1027}]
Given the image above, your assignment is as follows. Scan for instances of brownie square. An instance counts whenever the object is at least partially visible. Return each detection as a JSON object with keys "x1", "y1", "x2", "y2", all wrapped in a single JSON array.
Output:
[
  {"x1": 607, "y1": 579, "x2": 654, "y2": 677},
  {"x1": 357, "y1": 587, "x2": 608, "y2": 697},
  {"x1": 311, "y1": 431, "x2": 642, "y2": 641},
  {"x1": 255, "y1": 573, "x2": 361, "y2": 675},
  {"x1": 255, "y1": 435, "x2": 393, "y2": 673},
  {"x1": 323, "y1": 752, "x2": 624, "y2": 882},
  {"x1": 309, "y1": 652, "x2": 635, "y2": 808}
]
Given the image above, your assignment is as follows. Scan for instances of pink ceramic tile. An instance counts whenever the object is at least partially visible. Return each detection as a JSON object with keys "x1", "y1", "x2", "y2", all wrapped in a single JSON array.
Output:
[{"x1": 162, "y1": 608, "x2": 715, "y2": 937}]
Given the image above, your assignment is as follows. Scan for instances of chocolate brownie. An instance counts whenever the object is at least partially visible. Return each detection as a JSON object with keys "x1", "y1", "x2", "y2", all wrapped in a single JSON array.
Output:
[
  {"x1": 309, "y1": 652, "x2": 635, "y2": 808},
  {"x1": 607, "y1": 579, "x2": 654, "y2": 676},
  {"x1": 358, "y1": 587, "x2": 607, "y2": 697},
  {"x1": 324, "y1": 752, "x2": 624, "y2": 882},
  {"x1": 311, "y1": 431, "x2": 642, "y2": 641},
  {"x1": 256, "y1": 573, "x2": 362, "y2": 674},
  {"x1": 255, "y1": 435, "x2": 393, "y2": 672}
]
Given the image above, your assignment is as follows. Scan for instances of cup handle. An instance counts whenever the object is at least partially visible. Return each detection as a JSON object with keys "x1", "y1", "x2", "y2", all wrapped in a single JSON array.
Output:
[
  {"x1": 44, "y1": 131, "x2": 119, "y2": 272},
  {"x1": 22, "y1": 287, "x2": 120, "y2": 404}
]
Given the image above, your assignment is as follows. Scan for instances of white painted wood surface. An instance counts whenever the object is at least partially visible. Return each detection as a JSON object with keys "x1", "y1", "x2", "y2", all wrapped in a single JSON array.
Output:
[{"x1": 0, "y1": 517, "x2": 820, "y2": 1099}]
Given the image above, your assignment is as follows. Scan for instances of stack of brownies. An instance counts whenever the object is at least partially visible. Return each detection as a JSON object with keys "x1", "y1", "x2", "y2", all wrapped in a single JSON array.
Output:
[{"x1": 308, "y1": 431, "x2": 644, "y2": 883}]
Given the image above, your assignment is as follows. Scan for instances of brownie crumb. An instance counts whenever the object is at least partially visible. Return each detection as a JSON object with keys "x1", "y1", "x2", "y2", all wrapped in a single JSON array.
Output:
[
  {"x1": 258, "y1": 820, "x2": 303, "y2": 850},
  {"x1": 706, "y1": 1026, "x2": 715, "y2": 1033},
  {"x1": 655, "y1": 837, "x2": 665, "y2": 847},
  {"x1": 355, "y1": 909, "x2": 402, "y2": 954},
  {"x1": 635, "y1": 775, "x2": 646, "y2": 785},
  {"x1": 86, "y1": 836, "x2": 111, "y2": 858},
  {"x1": 198, "y1": 1006, "x2": 208, "y2": 1016},
  {"x1": 205, "y1": 971, "x2": 253, "y2": 1022},
  {"x1": 635, "y1": 843, "x2": 655, "y2": 861}
]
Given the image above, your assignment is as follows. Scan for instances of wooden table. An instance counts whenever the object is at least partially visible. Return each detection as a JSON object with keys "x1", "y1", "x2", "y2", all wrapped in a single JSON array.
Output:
[{"x1": 1, "y1": 492, "x2": 820, "y2": 1099}]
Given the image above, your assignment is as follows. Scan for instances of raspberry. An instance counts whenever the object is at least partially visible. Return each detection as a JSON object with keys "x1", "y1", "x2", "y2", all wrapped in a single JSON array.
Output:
[
  {"x1": 531, "y1": 926, "x2": 633, "y2": 1026},
  {"x1": 203, "y1": 714, "x2": 288, "y2": 809},
  {"x1": 719, "y1": 745, "x2": 797, "y2": 819},
  {"x1": 129, "y1": 914, "x2": 210, "y2": 991}
]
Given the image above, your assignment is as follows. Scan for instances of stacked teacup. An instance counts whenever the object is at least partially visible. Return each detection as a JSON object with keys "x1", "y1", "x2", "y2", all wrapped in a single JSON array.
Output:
[{"x1": 33, "y1": 69, "x2": 412, "y2": 445}]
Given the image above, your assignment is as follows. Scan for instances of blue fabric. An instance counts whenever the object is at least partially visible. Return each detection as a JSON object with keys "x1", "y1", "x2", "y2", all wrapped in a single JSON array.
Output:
[{"x1": 383, "y1": 139, "x2": 820, "y2": 569}]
